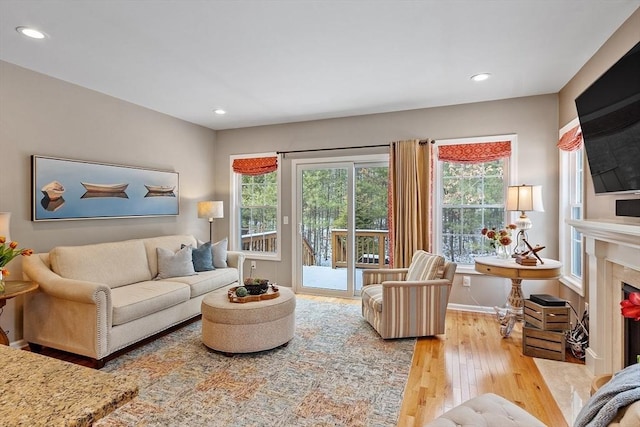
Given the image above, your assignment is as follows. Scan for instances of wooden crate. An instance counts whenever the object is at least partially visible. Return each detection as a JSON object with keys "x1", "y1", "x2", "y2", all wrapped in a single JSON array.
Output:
[
  {"x1": 523, "y1": 325, "x2": 566, "y2": 361},
  {"x1": 524, "y1": 299, "x2": 570, "y2": 331}
]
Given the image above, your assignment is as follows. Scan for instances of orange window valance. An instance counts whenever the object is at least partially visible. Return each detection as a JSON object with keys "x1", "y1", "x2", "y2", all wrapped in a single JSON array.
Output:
[
  {"x1": 232, "y1": 156, "x2": 278, "y2": 176},
  {"x1": 557, "y1": 125, "x2": 583, "y2": 152},
  {"x1": 437, "y1": 141, "x2": 511, "y2": 163}
]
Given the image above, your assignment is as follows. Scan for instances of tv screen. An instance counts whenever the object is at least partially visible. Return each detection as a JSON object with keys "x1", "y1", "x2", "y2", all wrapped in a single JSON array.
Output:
[{"x1": 576, "y1": 40, "x2": 640, "y2": 195}]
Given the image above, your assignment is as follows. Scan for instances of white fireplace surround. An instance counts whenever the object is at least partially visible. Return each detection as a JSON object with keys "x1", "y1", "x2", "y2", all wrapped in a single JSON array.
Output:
[{"x1": 568, "y1": 220, "x2": 640, "y2": 376}]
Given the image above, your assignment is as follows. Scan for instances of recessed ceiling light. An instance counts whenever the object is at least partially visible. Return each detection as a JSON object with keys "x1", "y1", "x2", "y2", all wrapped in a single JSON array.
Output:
[
  {"x1": 213, "y1": 109, "x2": 226, "y2": 115},
  {"x1": 470, "y1": 73, "x2": 491, "y2": 82},
  {"x1": 16, "y1": 26, "x2": 46, "y2": 39}
]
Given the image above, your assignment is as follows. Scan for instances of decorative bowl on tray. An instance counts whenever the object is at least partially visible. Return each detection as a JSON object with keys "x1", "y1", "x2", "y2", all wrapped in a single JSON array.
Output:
[{"x1": 243, "y1": 278, "x2": 269, "y2": 295}]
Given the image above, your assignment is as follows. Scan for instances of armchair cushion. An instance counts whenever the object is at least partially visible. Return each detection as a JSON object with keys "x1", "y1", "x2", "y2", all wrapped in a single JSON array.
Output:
[{"x1": 406, "y1": 251, "x2": 445, "y2": 281}]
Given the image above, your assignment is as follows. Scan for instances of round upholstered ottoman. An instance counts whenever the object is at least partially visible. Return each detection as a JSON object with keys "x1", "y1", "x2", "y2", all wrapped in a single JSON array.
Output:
[{"x1": 201, "y1": 285, "x2": 296, "y2": 354}]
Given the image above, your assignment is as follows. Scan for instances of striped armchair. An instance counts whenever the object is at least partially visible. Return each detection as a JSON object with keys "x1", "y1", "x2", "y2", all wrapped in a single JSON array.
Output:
[{"x1": 361, "y1": 251, "x2": 457, "y2": 339}]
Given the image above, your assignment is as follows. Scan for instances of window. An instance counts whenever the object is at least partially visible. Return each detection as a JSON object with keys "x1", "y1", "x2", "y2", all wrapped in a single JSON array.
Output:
[
  {"x1": 434, "y1": 136, "x2": 516, "y2": 266},
  {"x1": 230, "y1": 153, "x2": 281, "y2": 260},
  {"x1": 558, "y1": 120, "x2": 584, "y2": 295}
]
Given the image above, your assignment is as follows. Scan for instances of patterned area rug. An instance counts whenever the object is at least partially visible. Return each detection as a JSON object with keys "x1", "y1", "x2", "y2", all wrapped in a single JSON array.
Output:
[{"x1": 96, "y1": 298, "x2": 415, "y2": 426}]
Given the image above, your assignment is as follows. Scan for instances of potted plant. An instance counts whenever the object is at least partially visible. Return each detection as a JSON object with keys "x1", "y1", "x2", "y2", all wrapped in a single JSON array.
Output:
[{"x1": 243, "y1": 277, "x2": 269, "y2": 295}]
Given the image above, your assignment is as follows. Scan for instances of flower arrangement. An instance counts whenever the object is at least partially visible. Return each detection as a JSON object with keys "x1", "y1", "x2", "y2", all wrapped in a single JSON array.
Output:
[
  {"x1": 480, "y1": 224, "x2": 516, "y2": 247},
  {"x1": 621, "y1": 292, "x2": 640, "y2": 321},
  {"x1": 0, "y1": 236, "x2": 33, "y2": 279}
]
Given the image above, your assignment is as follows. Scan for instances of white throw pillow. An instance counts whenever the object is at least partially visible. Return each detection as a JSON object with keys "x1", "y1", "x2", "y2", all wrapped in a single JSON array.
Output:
[{"x1": 155, "y1": 246, "x2": 197, "y2": 279}]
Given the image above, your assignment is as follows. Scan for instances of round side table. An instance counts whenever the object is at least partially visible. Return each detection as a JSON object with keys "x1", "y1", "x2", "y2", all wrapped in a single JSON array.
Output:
[
  {"x1": 474, "y1": 256, "x2": 562, "y2": 337},
  {"x1": 0, "y1": 281, "x2": 39, "y2": 345}
]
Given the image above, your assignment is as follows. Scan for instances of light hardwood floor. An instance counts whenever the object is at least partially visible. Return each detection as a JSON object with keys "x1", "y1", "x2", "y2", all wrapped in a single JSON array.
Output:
[{"x1": 34, "y1": 294, "x2": 568, "y2": 426}]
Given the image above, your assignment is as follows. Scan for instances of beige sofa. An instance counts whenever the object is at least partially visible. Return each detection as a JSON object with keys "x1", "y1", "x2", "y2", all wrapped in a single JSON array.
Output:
[{"x1": 22, "y1": 235, "x2": 244, "y2": 367}]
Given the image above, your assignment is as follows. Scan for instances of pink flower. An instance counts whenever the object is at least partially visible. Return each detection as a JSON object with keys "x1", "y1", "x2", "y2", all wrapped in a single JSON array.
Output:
[{"x1": 621, "y1": 292, "x2": 640, "y2": 321}]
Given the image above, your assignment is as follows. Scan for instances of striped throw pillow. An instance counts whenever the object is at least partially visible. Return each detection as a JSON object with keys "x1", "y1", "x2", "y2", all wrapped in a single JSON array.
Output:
[{"x1": 406, "y1": 250, "x2": 445, "y2": 281}]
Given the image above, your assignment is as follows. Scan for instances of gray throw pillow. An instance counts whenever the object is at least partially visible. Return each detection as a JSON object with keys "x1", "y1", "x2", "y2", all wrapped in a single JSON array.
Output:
[
  {"x1": 212, "y1": 238, "x2": 228, "y2": 268},
  {"x1": 156, "y1": 246, "x2": 197, "y2": 279},
  {"x1": 181, "y1": 242, "x2": 214, "y2": 272}
]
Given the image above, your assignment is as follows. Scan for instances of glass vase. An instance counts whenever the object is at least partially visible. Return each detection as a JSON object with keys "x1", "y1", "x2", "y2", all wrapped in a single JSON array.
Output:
[{"x1": 495, "y1": 245, "x2": 510, "y2": 259}]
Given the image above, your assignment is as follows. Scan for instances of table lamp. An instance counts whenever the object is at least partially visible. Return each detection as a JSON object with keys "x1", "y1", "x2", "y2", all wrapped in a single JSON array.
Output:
[
  {"x1": 197, "y1": 201, "x2": 223, "y2": 242},
  {"x1": 506, "y1": 185, "x2": 544, "y2": 255}
]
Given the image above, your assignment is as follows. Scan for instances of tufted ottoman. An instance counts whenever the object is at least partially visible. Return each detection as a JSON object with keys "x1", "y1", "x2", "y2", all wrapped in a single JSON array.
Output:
[
  {"x1": 423, "y1": 393, "x2": 546, "y2": 427},
  {"x1": 201, "y1": 285, "x2": 296, "y2": 354}
]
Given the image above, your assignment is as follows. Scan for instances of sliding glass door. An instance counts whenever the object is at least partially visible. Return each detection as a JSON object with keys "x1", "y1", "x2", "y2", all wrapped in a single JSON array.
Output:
[{"x1": 293, "y1": 155, "x2": 388, "y2": 297}]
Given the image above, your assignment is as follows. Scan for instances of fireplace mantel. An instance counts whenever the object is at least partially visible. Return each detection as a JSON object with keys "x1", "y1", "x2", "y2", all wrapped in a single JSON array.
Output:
[
  {"x1": 567, "y1": 220, "x2": 640, "y2": 250},
  {"x1": 567, "y1": 219, "x2": 640, "y2": 375}
]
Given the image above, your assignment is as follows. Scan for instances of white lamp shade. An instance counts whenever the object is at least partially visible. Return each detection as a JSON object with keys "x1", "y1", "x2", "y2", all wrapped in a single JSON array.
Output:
[
  {"x1": 0, "y1": 212, "x2": 11, "y2": 242},
  {"x1": 197, "y1": 201, "x2": 224, "y2": 220},
  {"x1": 506, "y1": 185, "x2": 544, "y2": 213}
]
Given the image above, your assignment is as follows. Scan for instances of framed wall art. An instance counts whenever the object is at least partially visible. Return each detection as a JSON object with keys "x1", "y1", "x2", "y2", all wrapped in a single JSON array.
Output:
[{"x1": 32, "y1": 155, "x2": 179, "y2": 221}]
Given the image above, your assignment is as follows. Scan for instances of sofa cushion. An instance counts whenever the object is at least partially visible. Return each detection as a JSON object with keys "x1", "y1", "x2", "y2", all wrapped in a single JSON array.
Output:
[
  {"x1": 143, "y1": 235, "x2": 197, "y2": 278},
  {"x1": 156, "y1": 246, "x2": 197, "y2": 280},
  {"x1": 167, "y1": 268, "x2": 239, "y2": 298},
  {"x1": 50, "y1": 240, "x2": 152, "y2": 288},
  {"x1": 362, "y1": 284, "x2": 384, "y2": 313},
  {"x1": 110, "y1": 280, "x2": 190, "y2": 326},
  {"x1": 406, "y1": 251, "x2": 445, "y2": 281}
]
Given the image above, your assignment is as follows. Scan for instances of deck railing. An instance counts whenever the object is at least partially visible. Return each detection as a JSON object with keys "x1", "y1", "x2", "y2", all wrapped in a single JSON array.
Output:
[
  {"x1": 241, "y1": 231, "x2": 277, "y2": 253},
  {"x1": 242, "y1": 229, "x2": 387, "y2": 269},
  {"x1": 331, "y1": 229, "x2": 389, "y2": 269}
]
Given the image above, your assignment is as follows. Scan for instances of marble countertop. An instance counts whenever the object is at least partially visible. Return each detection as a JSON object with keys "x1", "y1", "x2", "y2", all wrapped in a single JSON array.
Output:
[{"x1": 0, "y1": 345, "x2": 138, "y2": 426}]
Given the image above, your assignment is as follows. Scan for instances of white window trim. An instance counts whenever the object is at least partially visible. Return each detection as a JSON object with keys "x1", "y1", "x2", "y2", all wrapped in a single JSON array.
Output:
[
  {"x1": 558, "y1": 118, "x2": 584, "y2": 296},
  {"x1": 229, "y1": 152, "x2": 281, "y2": 261},
  {"x1": 433, "y1": 134, "x2": 518, "y2": 273}
]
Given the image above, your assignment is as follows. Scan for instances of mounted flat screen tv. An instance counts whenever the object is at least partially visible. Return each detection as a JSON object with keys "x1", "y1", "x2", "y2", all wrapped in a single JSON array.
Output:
[{"x1": 575, "y1": 40, "x2": 640, "y2": 195}]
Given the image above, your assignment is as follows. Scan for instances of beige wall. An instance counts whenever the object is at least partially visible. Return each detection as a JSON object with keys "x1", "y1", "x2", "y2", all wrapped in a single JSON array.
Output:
[
  {"x1": 0, "y1": 61, "x2": 217, "y2": 343},
  {"x1": 558, "y1": 7, "x2": 640, "y2": 223},
  {"x1": 215, "y1": 94, "x2": 561, "y2": 308},
  {"x1": 557, "y1": 8, "x2": 640, "y2": 311}
]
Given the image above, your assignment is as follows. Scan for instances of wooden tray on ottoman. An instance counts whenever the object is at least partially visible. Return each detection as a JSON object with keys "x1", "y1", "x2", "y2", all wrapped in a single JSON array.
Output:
[{"x1": 228, "y1": 285, "x2": 280, "y2": 303}]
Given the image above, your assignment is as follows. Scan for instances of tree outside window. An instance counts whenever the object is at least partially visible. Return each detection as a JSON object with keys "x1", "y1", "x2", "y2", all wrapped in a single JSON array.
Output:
[{"x1": 440, "y1": 160, "x2": 507, "y2": 264}]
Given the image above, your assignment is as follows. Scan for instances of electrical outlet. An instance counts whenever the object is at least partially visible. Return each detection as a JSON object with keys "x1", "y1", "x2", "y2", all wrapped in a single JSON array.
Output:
[
  {"x1": 584, "y1": 301, "x2": 589, "y2": 313},
  {"x1": 462, "y1": 276, "x2": 471, "y2": 287},
  {"x1": 250, "y1": 261, "x2": 257, "y2": 270}
]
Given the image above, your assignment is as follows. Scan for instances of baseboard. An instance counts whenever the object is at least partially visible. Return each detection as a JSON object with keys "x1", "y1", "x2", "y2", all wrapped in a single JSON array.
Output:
[{"x1": 447, "y1": 303, "x2": 495, "y2": 314}]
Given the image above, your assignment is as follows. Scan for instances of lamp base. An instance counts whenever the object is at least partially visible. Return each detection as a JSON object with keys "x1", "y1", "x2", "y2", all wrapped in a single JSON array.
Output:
[{"x1": 513, "y1": 229, "x2": 529, "y2": 255}]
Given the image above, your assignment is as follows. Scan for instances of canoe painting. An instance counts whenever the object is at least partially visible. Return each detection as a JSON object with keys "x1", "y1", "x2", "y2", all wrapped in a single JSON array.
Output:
[
  {"x1": 41, "y1": 181, "x2": 65, "y2": 200},
  {"x1": 144, "y1": 185, "x2": 175, "y2": 193},
  {"x1": 81, "y1": 182, "x2": 129, "y2": 193},
  {"x1": 33, "y1": 155, "x2": 179, "y2": 221}
]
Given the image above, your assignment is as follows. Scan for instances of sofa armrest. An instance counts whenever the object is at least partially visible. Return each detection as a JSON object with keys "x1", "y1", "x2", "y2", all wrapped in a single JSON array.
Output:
[
  {"x1": 362, "y1": 268, "x2": 409, "y2": 286},
  {"x1": 23, "y1": 254, "x2": 111, "y2": 304},
  {"x1": 226, "y1": 251, "x2": 245, "y2": 284},
  {"x1": 22, "y1": 253, "x2": 112, "y2": 360}
]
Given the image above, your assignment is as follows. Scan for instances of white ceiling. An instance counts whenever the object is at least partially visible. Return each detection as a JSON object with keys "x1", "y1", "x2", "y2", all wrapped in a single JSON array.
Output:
[{"x1": 1, "y1": 1, "x2": 639, "y2": 130}]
